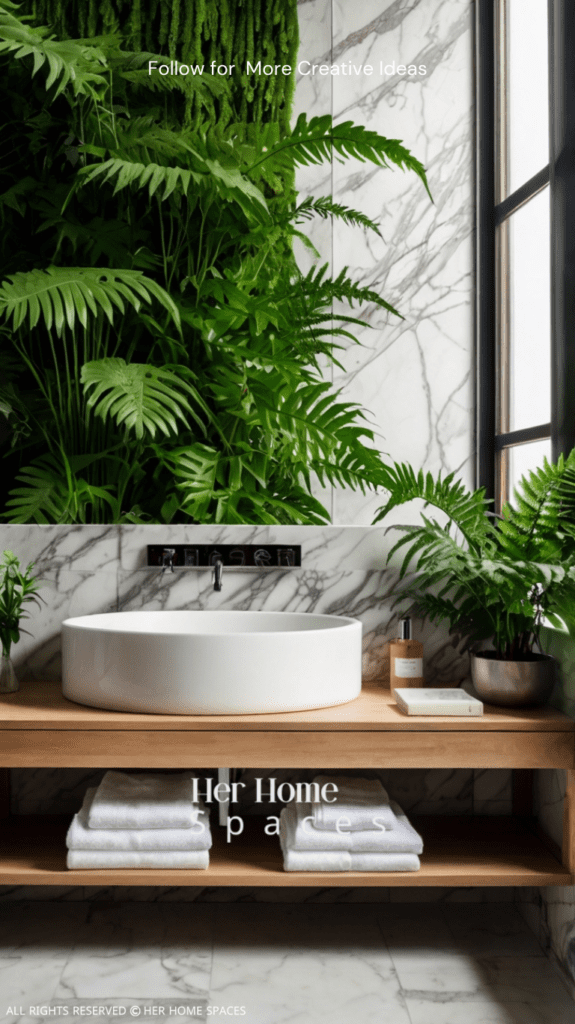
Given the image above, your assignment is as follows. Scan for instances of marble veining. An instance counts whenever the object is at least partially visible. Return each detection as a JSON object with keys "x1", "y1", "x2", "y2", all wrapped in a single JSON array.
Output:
[
  {"x1": 0, "y1": 901, "x2": 572, "y2": 1023},
  {"x1": 328, "y1": 0, "x2": 474, "y2": 525}
]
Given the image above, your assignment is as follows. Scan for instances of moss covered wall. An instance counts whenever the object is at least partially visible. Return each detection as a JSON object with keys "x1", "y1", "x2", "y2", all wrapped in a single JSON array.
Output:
[{"x1": 24, "y1": 0, "x2": 299, "y2": 131}]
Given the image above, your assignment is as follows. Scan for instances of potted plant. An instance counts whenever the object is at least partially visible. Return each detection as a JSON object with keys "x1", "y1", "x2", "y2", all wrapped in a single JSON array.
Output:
[
  {"x1": 373, "y1": 450, "x2": 575, "y2": 707},
  {"x1": 0, "y1": 550, "x2": 43, "y2": 693}
]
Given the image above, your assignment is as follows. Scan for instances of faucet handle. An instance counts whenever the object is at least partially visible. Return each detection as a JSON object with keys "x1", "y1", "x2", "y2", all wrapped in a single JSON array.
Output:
[{"x1": 161, "y1": 548, "x2": 177, "y2": 573}]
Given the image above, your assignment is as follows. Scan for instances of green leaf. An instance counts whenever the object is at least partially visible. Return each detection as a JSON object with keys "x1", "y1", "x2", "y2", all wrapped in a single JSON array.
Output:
[
  {"x1": 247, "y1": 114, "x2": 432, "y2": 201},
  {"x1": 0, "y1": 267, "x2": 180, "y2": 334},
  {"x1": 3, "y1": 454, "x2": 71, "y2": 523},
  {"x1": 294, "y1": 195, "x2": 382, "y2": 236},
  {"x1": 0, "y1": 3, "x2": 108, "y2": 98},
  {"x1": 81, "y1": 359, "x2": 208, "y2": 440}
]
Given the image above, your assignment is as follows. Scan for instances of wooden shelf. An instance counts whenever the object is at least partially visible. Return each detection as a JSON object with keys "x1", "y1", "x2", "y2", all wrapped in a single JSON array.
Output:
[
  {"x1": 0, "y1": 815, "x2": 570, "y2": 887},
  {"x1": 1, "y1": 682, "x2": 573, "y2": 887},
  {"x1": 2, "y1": 682, "x2": 573, "y2": 769},
  {"x1": 1, "y1": 681, "x2": 573, "y2": 731}
]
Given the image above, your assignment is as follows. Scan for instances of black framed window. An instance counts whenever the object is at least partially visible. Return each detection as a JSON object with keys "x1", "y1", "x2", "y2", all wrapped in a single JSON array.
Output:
[
  {"x1": 495, "y1": 0, "x2": 551, "y2": 507},
  {"x1": 476, "y1": 0, "x2": 575, "y2": 509}
]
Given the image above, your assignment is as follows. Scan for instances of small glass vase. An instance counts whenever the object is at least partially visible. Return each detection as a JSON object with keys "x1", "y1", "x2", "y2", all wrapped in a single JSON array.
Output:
[{"x1": 0, "y1": 653, "x2": 18, "y2": 694}]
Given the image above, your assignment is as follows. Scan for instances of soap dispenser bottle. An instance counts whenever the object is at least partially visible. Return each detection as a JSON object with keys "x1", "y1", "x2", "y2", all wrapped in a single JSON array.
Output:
[{"x1": 390, "y1": 617, "x2": 424, "y2": 700}]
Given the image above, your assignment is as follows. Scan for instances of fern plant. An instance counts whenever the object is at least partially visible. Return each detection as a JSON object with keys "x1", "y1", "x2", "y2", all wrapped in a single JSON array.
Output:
[
  {"x1": 374, "y1": 451, "x2": 575, "y2": 659},
  {"x1": 0, "y1": 2, "x2": 431, "y2": 525}
]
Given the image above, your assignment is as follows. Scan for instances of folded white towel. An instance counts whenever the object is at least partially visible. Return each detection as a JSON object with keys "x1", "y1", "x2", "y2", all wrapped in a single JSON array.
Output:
[
  {"x1": 67, "y1": 789, "x2": 212, "y2": 852},
  {"x1": 88, "y1": 771, "x2": 200, "y2": 830},
  {"x1": 67, "y1": 849, "x2": 209, "y2": 870},
  {"x1": 349, "y1": 852, "x2": 420, "y2": 872},
  {"x1": 279, "y1": 826, "x2": 420, "y2": 872},
  {"x1": 312, "y1": 775, "x2": 396, "y2": 831},
  {"x1": 282, "y1": 800, "x2": 423, "y2": 854}
]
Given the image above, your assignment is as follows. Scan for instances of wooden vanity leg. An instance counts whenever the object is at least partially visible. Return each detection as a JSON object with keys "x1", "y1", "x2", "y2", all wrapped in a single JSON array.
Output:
[
  {"x1": 512, "y1": 769, "x2": 534, "y2": 818},
  {"x1": 562, "y1": 770, "x2": 575, "y2": 878},
  {"x1": 0, "y1": 769, "x2": 10, "y2": 820}
]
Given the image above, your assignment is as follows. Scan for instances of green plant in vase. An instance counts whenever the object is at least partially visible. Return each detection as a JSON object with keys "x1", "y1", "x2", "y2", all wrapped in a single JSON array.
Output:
[
  {"x1": 0, "y1": 550, "x2": 43, "y2": 693},
  {"x1": 374, "y1": 450, "x2": 575, "y2": 707}
]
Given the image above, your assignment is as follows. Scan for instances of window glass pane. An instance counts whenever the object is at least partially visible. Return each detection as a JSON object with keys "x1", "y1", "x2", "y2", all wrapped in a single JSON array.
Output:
[
  {"x1": 507, "y1": 0, "x2": 549, "y2": 197},
  {"x1": 507, "y1": 438, "x2": 552, "y2": 501},
  {"x1": 508, "y1": 187, "x2": 551, "y2": 431}
]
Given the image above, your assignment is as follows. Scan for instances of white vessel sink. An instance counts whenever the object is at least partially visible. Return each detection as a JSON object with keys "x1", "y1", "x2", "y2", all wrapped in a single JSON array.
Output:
[{"x1": 61, "y1": 610, "x2": 362, "y2": 715}]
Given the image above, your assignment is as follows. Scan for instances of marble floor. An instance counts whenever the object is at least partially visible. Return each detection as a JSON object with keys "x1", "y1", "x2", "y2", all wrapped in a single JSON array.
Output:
[{"x1": 0, "y1": 901, "x2": 573, "y2": 1024}]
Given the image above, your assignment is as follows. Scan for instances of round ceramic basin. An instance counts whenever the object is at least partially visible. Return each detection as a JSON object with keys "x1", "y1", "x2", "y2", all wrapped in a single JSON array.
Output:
[{"x1": 61, "y1": 610, "x2": 362, "y2": 715}]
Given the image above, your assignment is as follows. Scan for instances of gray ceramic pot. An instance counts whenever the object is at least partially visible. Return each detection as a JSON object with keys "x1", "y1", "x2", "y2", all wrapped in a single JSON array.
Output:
[{"x1": 470, "y1": 651, "x2": 556, "y2": 708}]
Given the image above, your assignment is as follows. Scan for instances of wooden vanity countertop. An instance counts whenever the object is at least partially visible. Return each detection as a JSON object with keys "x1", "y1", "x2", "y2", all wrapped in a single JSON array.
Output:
[{"x1": 0, "y1": 680, "x2": 573, "y2": 732}]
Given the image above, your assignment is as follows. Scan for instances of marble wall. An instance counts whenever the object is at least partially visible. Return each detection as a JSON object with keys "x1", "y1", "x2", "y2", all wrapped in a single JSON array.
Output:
[{"x1": 294, "y1": 0, "x2": 475, "y2": 524}]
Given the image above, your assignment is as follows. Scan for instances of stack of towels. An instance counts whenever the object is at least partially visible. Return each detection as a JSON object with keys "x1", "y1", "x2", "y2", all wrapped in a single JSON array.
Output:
[
  {"x1": 66, "y1": 770, "x2": 211, "y2": 870},
  {"x1": 279, "y1": 775, "x2": 423, "y2": 872}
]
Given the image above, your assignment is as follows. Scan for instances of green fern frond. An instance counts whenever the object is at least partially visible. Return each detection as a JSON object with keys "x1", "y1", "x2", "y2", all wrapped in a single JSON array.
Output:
[
  {"x1": 2, "y1": 452, "x2": 117, "y2": 524},
  {"x1": 81, "y1": 359, "x2": 208, "y2": 440},
  {"x1": 0, "y1": 1, "x2": 108, "y2": 97},
  {"x1": 298, "y1": 263, "x2": 402, "y2": 318},
  {"x1": 499, "y1": 450, "x2": 575, "y2": 561},
  {"x1": 160, "y1": 443, "x2": 331, "y2": 526},
  {"x1": 250, "y1": 377, "x2": 375, "y2": 464},
  {"x1": 294, "y1": 196, "x2": 382, "y2": 236},
  {"x1": 0, "y1": 267, "x2": 180, "y2": 333},
  {"x1": 374, "y1": 461, "x2": 493, "y2": 547},
  {"x1": 74, "y1": 154, "x2": 268, "y2": 214},
  {"x1": 76, "y1": 157, "x2": 199, "y2": 201},
  {"x1": 246, "y1": 114, "x2": 432, "y2": 200}
]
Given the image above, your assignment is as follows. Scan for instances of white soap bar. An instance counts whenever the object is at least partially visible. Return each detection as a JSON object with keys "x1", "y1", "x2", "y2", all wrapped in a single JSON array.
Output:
[{"x1": 394, "y1": 688, "x2": 484, "y2": 716}]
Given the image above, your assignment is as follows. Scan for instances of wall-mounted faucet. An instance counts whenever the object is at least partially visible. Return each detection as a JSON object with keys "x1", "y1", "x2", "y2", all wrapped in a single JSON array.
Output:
[
  {"x1": 161, "y1": 548, "x2": 176, "y2": 573},
  {"x1": 212, "y1": 558, "x2": 224, "y2": 592},
  {"x1": 148, "y1": 544, "x2": 301, "y2": 572}
]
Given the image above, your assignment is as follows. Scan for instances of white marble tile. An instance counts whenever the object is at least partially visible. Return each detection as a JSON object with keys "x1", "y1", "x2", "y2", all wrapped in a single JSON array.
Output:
[
  {"x1": 0, "y1": 886, "x2": 86, "y2": 904},
  {"x1": 53, "y1": 903, "x2": 212, "y2": 1001},
  {"x1": 0, "y1": 955, "x2": 69, "y2": 1023},
  {"x1": 209, "y1": 903, "x2": 411, "y2": 1024},
  {"x1": 535, "y1": 769, "x2": 565, "y2": 850},
  {"x1": 0, "y1": 525, "x2": 120, "y2": 574},
  {"x1": 441, "y1": 904, "x2": 545, "y2": 958},
  {"x1": 0, "y1": 902, "x2": 86, "y2": 956},
  {"x1": 390, "y1": 952, "x2": 489, "y2": 994},
  {"x1": 539, "y1": 885, "x2": 575, "y2": 971},
  {"x1": 392, "y1": 952, "x2": 572, "y2": 1005},
  {"x1": 117, "y1": 567, "x2": 202, "y2": 613},
  {"x1": 80, "y1": 887, "x2": 212, "y2": 903},
  {"x1": 9, "y1": 569, "x2": 118, "y2": 682},
  {"x1": 473, "y1": 770, "x2": 513, "y2": 816},
  {"x1": 389, "y1": 888, "x2": 515, "y2": 904},
  {"x1": 404, "y1": 997, "x2": 567, "y2": 1024},
  {"x1": 377, "y1": 903, "x2": 457, "y2": 956},
  {"x1": 11, "y1": 770, "x2": 107, "y2": 816},
  {"x1": 327, "y1": 0, "x2": 474, "y2": 525},
  {"x1": 513, "y1": 890, "x2": 549, "y2": 955},
  {"x1": 477, "y1": 955, "x2": 574, "y2": 1005}
]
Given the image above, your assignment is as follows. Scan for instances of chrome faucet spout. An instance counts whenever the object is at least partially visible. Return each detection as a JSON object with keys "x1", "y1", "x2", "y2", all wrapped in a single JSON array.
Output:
[{"x1": 213, "y1": 558, "x2": 223, "y2": 592}]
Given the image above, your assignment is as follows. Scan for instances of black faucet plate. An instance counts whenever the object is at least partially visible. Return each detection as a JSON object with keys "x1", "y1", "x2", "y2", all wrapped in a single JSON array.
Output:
[{"x1": 147, "y1": 544, "x2": 301, "y2": 569}]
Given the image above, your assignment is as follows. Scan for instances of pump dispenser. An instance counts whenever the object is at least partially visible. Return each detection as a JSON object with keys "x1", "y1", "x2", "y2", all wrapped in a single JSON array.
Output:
[{"x1": 390, "y1": 617, "x2": 424, "y2": 700}]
